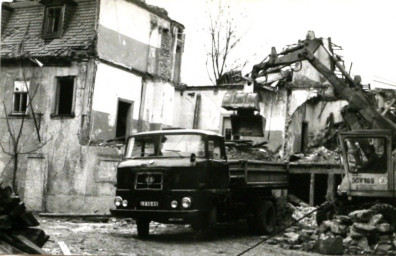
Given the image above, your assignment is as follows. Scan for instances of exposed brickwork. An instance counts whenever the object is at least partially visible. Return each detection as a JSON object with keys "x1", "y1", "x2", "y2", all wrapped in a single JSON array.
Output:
[
  {"x1": 1, "y1": 0, "x2": 97, "y2": 59},
  {"x1": 158, "y1": 29, "x2": 172, "y2": 80}
]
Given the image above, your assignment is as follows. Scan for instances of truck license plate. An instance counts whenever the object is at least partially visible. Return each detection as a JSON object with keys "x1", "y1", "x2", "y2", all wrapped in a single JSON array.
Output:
[{"x1": 140, "y1": 201, "x2": 159, "y2": 207}]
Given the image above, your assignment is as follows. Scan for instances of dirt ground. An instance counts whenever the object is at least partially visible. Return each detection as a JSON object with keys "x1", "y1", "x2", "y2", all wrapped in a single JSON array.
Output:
[{"x1": 39, "y1": 216, "x2": 321, "y2": 256}]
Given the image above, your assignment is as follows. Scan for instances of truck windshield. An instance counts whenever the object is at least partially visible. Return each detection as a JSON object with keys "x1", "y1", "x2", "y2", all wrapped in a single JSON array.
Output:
[
  {"x1": 343, "y1": 137, "x2": 387, "y2": 173},
  {"x1": 125, "y1": 134, "x2": 206, "y2": 159}
]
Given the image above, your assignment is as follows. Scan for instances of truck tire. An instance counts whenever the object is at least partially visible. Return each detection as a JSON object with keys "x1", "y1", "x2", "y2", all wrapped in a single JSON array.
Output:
[
  {"x1": 248, "y1": 200, "x2": 276, "y2": 235},
  {"x1": 136, "y1": 218, "x2": 150, "y2": 238},
  {"x1": 191, "y1": 207, "x2": 216, "y2": 235}
]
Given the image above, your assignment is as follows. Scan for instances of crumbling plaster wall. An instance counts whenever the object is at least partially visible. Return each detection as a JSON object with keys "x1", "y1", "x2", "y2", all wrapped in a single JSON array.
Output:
[
  {"x1": 305, "y1": 100, "x2": 348, "y2": 131},
  {"x1": 97, "y1": 0, "x2": 178, "y2": 81},
  {"x1": 258, "y1": 89, "x2": 288, "y2": 152},
  {"x1": 98, "y1": 0, "x2": 152, "y2": 73},
  {"x1": 91, "y1": 62, "x2": 141, "y2": 141},
  {"x1": 0, "y1": 61, "x2": 123, "y2": 213},
  {"x1": 141, "y1": 79, "x2": 174, "y2": 131},
  {"x1": 292, "y1": 40, "x2": 332, "y2": 88},
  {"x1": 174, "y1": 87, "x2": 240, "y2": 133}
]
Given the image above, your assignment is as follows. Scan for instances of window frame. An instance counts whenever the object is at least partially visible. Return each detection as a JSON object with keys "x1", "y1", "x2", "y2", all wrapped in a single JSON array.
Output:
[
  {"x1": 42, "y1": 5, "x2": 65, "y2": 39},
  {"x1": 12, "y1": 81, "x2": 30, "y2": 115},
  {"x1": 207, "y1": 136, "x2": 226, "y2": 160},
  {"x1": 51, "y1": 76, "x2": 76, "y2": 118}
]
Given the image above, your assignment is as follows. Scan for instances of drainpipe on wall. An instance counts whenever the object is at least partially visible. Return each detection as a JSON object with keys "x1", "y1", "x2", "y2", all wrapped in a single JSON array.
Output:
[
  {"x1": 193, "y1": 94, "x2": 201, "y2": 129},
  {"x1": 138, "y1": 78, "x2": 147, "y2": 132}
]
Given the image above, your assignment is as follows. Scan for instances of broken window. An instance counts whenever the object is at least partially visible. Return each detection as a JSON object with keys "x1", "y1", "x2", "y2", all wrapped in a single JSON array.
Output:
[
  {"x1": 42, "y1": 6, "x2": 64, "y2": 38},
  {"x1": 53, "y1": 76, "x2": 75, "y2": 116},
  {"x1": 12, "y1": 81, "x2": 30, "y2": 114}
]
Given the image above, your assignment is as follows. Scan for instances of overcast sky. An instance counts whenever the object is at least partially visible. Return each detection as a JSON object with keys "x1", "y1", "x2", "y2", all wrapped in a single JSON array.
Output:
[{"x1": 146, "y1": 0, "x2": 396, "y2": 89}]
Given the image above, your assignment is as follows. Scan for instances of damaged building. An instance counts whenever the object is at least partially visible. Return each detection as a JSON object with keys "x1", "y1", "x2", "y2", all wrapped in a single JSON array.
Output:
[{"x1": 0, "y1": 0, "x2": 184, "y2": 213}]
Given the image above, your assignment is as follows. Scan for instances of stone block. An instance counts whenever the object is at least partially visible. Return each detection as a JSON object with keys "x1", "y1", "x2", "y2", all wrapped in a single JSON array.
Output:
[
  {"x1": 377, "y1": 223, "x2": 391, "y2": 233},
  {"x1": 349, "y1": 209, "x2": 375, "y2": 223},
  {"x1": 369, "y1": 214, "x2": 383, "y2": 226},
  {"x1": 330, "y1": 221, "x2": 348, "y2": 235},
  {"x1": 352, "y1": 222, "x2": 376, "y2": 233},
  {"x1": 314, "y1": 236, "x2": 344, "y2": 255}
]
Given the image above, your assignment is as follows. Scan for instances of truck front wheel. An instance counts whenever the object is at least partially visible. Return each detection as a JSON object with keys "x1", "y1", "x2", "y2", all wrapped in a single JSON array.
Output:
[
  {"x1": 136, "y1": 218, "x2": 150, "y2": 238},
  {"x1": 248, "y1": 200, "x2": 276, "y2": 235},
  {"x1": 191, "y1": 207, "x2": 217, "y2": 235}
]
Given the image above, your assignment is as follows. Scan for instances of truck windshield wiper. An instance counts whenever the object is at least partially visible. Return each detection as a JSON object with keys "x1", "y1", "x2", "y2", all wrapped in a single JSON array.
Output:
[{"x1": 164, "y1": 150, "x2": 184, "y2": 158}]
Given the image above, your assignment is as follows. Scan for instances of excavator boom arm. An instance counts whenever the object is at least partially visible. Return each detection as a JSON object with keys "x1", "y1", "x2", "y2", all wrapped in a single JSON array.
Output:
[{"x1": 251, "y1": 38, "x2": 396, "y2": 135}]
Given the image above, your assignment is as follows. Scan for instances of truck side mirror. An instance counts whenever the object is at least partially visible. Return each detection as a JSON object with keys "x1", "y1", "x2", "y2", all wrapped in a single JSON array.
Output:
[{"x1": 190, "y1": 153, "x2": 196, "y2": 163}]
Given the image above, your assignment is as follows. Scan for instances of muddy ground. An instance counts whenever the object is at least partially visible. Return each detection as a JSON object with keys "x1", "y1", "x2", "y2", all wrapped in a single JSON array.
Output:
[{"x1": 39, "y1": 217, "x2": 321, "y2": 256}]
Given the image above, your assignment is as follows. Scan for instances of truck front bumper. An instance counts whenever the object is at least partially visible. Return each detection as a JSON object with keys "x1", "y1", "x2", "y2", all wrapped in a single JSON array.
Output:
[{"x1": 110, "y1": 208, "x2": 203, "y2": 224}]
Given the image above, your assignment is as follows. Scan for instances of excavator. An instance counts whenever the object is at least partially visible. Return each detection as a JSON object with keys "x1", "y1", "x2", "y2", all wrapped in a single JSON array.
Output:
[{"x1": 222, "y1": 31, "x2": 396, "y2": 225}]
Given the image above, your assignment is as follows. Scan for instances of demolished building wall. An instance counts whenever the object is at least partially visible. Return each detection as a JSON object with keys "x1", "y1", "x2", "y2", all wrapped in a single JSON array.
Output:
[
  {"x1": 0, "y1": 0, "x2": 185, "y2": 213},
  {"x1": 173, "y1": 85, "x2": 244, "y2": 134}
]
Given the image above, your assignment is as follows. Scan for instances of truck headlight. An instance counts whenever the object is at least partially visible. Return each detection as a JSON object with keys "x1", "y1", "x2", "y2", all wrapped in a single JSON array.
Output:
[
  {"x1": 114, "y1": 196, "x2": 122, "y2": 207},
  {"x1": 181, "y1": 197, "x2": 192, "y2": 209},
  {"x1": 171, "y1": 200, "x2": 178, "y2": 208},
  {"x1": 122, "y1": 200, "x2": 128, "y2": 207}
]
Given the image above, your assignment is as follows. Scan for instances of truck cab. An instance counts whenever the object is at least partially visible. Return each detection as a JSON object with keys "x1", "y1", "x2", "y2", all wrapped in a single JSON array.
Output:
[
  {"x1": 338, "y1": 130, "x2": 395, "y2": 199},
  {"x1": 110, "y1": 129, "x2": 229, "y2": 237}
]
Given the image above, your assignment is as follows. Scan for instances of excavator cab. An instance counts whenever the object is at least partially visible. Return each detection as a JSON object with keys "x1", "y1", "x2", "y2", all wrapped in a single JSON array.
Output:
[
  {"x1": 337, "y1": 130, "x2": 394, "y2": 198},
  {"x1": 221, "y1": 91, "x2": 266, "y2": 137}
]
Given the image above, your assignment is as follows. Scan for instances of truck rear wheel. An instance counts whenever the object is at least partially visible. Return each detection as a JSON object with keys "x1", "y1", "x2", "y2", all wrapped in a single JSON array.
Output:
[
  {"x1": 248, "y1": 200, "x2": 276, "y2": 235},
  {"x1": 136, "y1": 218, "x2": 150, "y2": 238}
]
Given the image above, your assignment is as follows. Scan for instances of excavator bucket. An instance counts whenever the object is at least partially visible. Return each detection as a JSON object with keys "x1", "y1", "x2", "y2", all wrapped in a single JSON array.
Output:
[
  {"x1": 230, "y1": 114, "x2": 266, "y2": 137},
  {"x1": 222, "y1": 91, "x2": 266, "y2": 137}
]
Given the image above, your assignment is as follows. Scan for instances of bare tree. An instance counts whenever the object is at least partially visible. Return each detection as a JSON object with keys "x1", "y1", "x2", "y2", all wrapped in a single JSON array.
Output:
[
  {"x1": 0, "y1": 62, "x2": 47, "y2": 194},
  {"x1": 205, "y1": 0, "x2": 247, "y2": 85}
]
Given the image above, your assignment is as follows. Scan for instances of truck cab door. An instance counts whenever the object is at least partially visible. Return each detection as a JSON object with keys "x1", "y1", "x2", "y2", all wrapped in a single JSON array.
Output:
[{"x1": 207, "y1": 137, "x2": 229, "y2": 189}]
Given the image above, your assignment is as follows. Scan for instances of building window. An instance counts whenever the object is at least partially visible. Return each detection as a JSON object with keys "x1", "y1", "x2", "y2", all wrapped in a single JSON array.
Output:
[
  {"x1": 42, "y1": 6, "x2": 64, "y2": 38},
  {"x1": 12, "y1": 81, "x2": 30, "y2": 114},
  {"x1": 53, "y1": 76, "x2": 75, "y2": 116}
]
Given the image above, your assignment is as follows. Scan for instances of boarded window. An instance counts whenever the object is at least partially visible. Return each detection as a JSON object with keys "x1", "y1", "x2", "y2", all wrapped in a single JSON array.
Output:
[
  {"x1": 12, "y1": 81, "x2": 29, "y2": 114},
  {"x1": 53, "y1": 76, "x2": 75, "y2": 116},
  {"x1": 42, "y1": 6, "x2": 64, "y2": 38}
]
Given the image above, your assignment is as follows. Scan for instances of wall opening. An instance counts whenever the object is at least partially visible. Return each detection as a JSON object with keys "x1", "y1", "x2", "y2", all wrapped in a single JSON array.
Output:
[
  {"x1": 116, "y1": 100, "x2": 134, "y2": 139},
  {"x1": 54, "y1": 76, "x2": 75, "y2": 116},
  {"x1": 301, "y1": 121, "x2": 309, "y2": 152},
  {"x1": 222, "y1": 116, "x2": 239, "y2": 140}
]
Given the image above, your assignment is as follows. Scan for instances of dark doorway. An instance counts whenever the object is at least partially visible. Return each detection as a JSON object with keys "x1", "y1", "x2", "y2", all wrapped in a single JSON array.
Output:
[
  {"x1": 301, "y1": 121, "x2": 309, "y2": 152},
  {"x1": 116, "y1": 100, "x2": 133, "y2": 139}
]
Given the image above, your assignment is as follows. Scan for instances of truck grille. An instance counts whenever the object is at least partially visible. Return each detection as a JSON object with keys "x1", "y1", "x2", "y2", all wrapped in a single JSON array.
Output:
[{"x1": 135, "y1": 172, "x2": 163, "y2": 190}]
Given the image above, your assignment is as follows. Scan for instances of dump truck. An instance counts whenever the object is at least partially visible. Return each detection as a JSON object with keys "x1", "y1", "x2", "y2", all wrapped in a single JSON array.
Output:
[
  {"x1": 110, "y1": 129, "x2": 289, "y2": 237},
  {"x1": 227, "y1": 32, "x2": 396, "y2": 224}
]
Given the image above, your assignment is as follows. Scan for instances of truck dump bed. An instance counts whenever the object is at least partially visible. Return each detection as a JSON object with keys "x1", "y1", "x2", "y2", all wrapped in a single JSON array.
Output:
[{"x1": 228, "y1": 160, "x2": 289, "y2": 189}]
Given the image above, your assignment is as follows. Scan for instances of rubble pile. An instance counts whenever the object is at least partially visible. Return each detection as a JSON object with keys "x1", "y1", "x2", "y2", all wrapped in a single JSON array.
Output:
[
  {"x1": 0, "y1": 186, "x2": 49, "y2": 254},
  {"x1": 226, "y1": 141, "x2": 281, "y2": 161},
  {"x1": 318, "y1": 205, "x2": 396, "y2": 255},
  {"x1": 266, "y1": 204, "x2": 396, "y2": 255},
  {"x1": 294, "y1": 146, "x2": 340, "y2": 163}
]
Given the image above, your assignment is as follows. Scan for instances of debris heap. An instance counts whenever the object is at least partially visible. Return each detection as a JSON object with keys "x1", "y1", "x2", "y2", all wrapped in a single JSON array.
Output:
[
  {"x1": 266, "y1": 204, "x2": 396, "y2": 255},
  {"x1": 318, "y1": 204, "x2": 396, "y2": 255},
  {"x1": 226, "y1": 141, "x2": 281, "y2": 161},
  {"x1": 0, "y1": 186, "x2": 49, "y2": 254}
]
